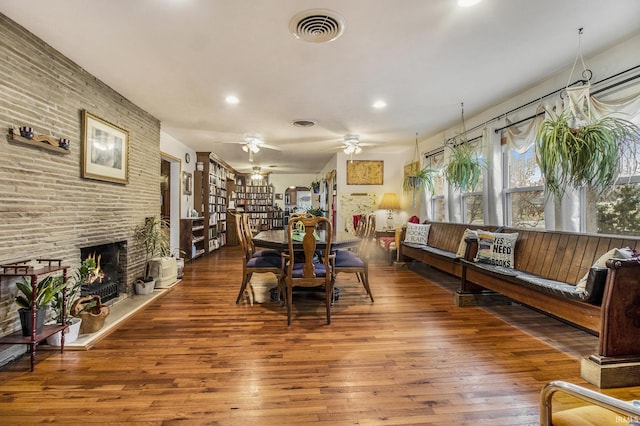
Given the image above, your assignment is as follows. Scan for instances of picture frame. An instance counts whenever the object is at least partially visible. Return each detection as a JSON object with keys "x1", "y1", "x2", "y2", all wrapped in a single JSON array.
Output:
[
  {"x1": 81, "y1": 110, "x2": 129, "y2": 184},
  {"x1": 183, "y1": 171, "x2": 193, "y2": 195},
  {"x1": 346, "y1": 160, "x2": 384, "y2": 185},
  {"x1": 275, "y1": 193, "x2": 283, "y2": 200}
]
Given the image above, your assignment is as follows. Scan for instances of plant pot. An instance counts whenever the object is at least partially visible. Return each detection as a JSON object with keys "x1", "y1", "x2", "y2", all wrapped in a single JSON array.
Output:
[
  {"x1": 70, "y1": 295, "x2": 110, "y2": 334},
  {"x1": 46, "y1": 318, "x2": 82, "y2": 346},
  {"x1": 135, "y1": 278, "x2": 156, "y2": 295},
  {"x1": 176, "y1": 258, "x2": 184, "y2": 279},
  {"x1": 18, "y1": 307, "x2": 46, "y2": 336}
]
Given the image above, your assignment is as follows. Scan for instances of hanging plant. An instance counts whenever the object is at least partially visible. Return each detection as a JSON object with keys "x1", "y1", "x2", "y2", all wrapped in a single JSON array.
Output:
[
  {"x1": 444, "y1": 141, "x2": 484, "y2": 192},
  {"x1": 403, "y1": 133, "x2": 436, "y2": 207},
  {"x1": 444, "y1": 102, "x2": 485, "y2": 192},
  {"x1": 403, "y1": 166, "x2": 436, "y2": 194},
  {"x1": 536, "y1": 108, "x2": 640, "y2": 199}
]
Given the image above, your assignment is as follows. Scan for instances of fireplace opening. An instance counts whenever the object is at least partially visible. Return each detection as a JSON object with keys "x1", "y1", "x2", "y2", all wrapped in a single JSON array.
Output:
[{"x1": 80, "y1": 241, "x2": 127, "y2": 303}]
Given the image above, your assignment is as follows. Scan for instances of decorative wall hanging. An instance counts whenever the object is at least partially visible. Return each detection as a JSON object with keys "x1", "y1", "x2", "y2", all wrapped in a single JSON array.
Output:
[
  {"x1": 346, "y1": 160, "x2": 383, "y2": 185},
  {"x1": 182, "y1": 171, "x2": 193, "y2": 195},
  {"x1": 81, "y1": 110, "x2": 129, "y2": 184}
]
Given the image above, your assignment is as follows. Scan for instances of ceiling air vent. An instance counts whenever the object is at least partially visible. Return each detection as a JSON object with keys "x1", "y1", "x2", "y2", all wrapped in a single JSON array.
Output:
[
  {"x1": 291, "y1": 119, "x2": 317, "y2": 128},
  {"x1": 289, "y1": 9, "x2": 345, "y2": 43}
]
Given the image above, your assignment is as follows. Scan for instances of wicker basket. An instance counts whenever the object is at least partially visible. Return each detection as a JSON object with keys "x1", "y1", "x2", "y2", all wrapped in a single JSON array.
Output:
[{"x1": 70, "y1": 295, "x2": 110, "y2": 334}]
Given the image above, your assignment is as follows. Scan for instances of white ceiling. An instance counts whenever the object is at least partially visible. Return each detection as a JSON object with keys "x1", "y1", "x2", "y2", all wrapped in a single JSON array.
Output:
[{"x1": 2, "y1": 0, "x2": 640, "y2": 174}]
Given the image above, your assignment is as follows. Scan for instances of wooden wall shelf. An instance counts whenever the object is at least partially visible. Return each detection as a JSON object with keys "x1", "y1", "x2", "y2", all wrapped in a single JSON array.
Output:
[{"x1": 7, "y1": 130, "x2": 70, "y2": 155}]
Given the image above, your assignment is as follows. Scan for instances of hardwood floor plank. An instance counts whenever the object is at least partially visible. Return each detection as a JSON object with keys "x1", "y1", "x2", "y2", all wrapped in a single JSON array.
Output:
[{"x1": 1, "y1": 247, "x2": 639, "y2": 425}]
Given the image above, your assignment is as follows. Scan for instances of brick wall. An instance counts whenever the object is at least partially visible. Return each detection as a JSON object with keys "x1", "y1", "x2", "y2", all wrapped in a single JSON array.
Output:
[{"x1": 0, "y1": 14, "x2": 161, "y2": 337}]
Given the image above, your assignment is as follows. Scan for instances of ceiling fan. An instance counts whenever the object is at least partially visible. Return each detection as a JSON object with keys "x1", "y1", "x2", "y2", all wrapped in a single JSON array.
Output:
[
  {"x1": 216, "y1": 134, "x2": 281, "y2": 162},
  {"x1": 342, "y1": 134, "x2": 363, "y2": 155}
]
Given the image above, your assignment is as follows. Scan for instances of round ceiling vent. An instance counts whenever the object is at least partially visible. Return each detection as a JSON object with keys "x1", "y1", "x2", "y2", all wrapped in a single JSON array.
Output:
[
  {"x1": 289, "y1": 9, "x2": 345, "y2": 43},
  {"x1": 291, "y1": 119, "x2": 317, "y2": 128}
]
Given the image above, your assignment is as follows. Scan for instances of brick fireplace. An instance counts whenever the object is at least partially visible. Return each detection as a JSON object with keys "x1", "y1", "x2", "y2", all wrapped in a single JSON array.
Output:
[{"x1": 80, "y1": 241, "x2": 128, "y2": 303}]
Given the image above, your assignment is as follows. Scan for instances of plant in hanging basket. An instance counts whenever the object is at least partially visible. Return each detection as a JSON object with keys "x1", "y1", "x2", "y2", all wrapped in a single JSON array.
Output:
[
  {"x1": 536, "y1": 109, "x2": 640, "y2": 199},
  {"x1": 403, "y1": 167, "x2": 436, "y2": 194},
  {"x1": 444, "y1": 142, "x2": 484, "y2": 192}
]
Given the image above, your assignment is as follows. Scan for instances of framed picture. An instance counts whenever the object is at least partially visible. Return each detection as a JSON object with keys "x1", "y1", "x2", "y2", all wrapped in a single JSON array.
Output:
[
  {"x1": 183, "y1": 171, "x2": 193, "y2": 195},
  {"x1": 81, "y1": 110, "x2": 129, "y2": 184},
  {"x1": 275, "y1": 193, "x2": 283, "y2": 200},
  {"x1": 346, "y1": 160, "x2": 384, "y2": 185}
]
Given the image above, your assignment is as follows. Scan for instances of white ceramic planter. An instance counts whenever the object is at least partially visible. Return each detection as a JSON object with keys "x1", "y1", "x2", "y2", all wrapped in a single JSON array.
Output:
[
  {"x1": 135, "y1": 278, "x2": 156, "y2": 295},
  {"x1": 46, "y1": 318, "x2": 82, "y2": 346}
]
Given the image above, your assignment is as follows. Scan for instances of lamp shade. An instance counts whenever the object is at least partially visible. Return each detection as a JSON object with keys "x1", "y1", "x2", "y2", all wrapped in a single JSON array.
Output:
[{"x1": 378, "y1": 193, "x2": 400, "y2": 210}]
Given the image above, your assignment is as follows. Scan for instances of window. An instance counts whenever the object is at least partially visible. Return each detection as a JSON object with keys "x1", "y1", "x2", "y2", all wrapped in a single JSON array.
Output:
[
  {"x1": 503, "y1": 143, "x2": 545, "y2": 228},
  {"x1": 585, "y1": 90, "x2": 640, "y2": 235},
  {"x1": 588, "y1": 143, "x2": 640, "y2": 235},
  {"x1": 426, "y1": 150, "x2": 445, "y2": 221},
  {"x1": 460, "y1": 138, "x2": 484, "y2": 224}
]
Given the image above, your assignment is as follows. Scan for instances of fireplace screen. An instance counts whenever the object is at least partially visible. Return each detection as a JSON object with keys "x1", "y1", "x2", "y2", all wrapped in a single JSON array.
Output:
[{"x1": 80, "y1": 241, "x2": 126, "y2": 303}]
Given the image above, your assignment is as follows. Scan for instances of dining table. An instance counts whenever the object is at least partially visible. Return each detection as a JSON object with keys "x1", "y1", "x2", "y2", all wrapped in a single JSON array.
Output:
[
  {"x1": 252, "y1": 228, "x2": 361, "y2": 302},
  {"x1": 252, "y1": 229, "x2": 361, "y2": 251}
]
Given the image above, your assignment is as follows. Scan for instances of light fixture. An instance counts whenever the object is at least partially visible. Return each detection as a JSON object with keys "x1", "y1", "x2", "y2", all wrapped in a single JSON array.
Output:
[
  {"x1": 372, "y1": 100, "x2": 387, "y2": 109},
  {"x1": 378, "y1": 193, "x2": 401, "y2": 229},
  {"x1": 225, "y1": 95, "x2": 239, "y2": 105},
  {"x1": 458, "y1": 0, "x2": 482, "y2": 7},
  {"x1": 343, "y1": 134, "x2": 362, "y2": 155},
  {"x1": 242, "y1": 136, "x2": 262, "y2": 162},
  {"x1": 251, "y1": 166, "x2": 263, "y2": 181}
]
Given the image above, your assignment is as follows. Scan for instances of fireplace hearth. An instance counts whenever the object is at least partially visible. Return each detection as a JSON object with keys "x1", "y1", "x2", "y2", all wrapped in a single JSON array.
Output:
[{"x1": 80, "y1": 241, "x2": 127, "y2": 303}]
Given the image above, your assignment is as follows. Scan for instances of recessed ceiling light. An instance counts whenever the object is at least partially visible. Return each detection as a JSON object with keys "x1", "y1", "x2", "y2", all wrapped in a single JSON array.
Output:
[
  {"x1": 458, "y1": 0, "x2": 482, "y2": 7},
  {"x1": 225, "y1": 95, "x2": 239, "y2": 105},
  {"x1": 372, "y1": 100, "x2": 387, "y2": 109}
]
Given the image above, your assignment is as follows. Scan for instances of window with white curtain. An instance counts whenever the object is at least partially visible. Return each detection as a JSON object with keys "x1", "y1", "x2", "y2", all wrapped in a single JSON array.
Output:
[
  {"x1": 425, "y1": 150, "x2": 445, "y2": 221},
  {"x1": 460, "y1": 137, "x2": 485, "y2": 224},
  {"x1": 503, "y1": 116, "x2": 546, "y2": 229},
  {"x1": 585, "y1": 86, "x2": 640, "y2": 235}
]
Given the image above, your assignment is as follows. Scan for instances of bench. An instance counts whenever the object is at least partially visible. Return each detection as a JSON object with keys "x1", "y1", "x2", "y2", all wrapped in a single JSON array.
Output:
[
  {"x1": 399, "y1": 221, "x2": 499, "y2": 277},
  {"x1": 458, "y1": 227, "x2": 640, "y2": 387}
]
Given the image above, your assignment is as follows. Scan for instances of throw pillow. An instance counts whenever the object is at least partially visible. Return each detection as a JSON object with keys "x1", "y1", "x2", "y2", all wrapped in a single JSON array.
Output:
[
  {"x1": 404, "y1": 223, "x2": 431, "y2": 245},
  {"x1": 474, "y1": 231, "x2": 518, "y2": 268},
  {"x1": 576, "y1": 247, "x2": 636, "y2": 292},
  {"x1": 455, "y1": 228, "x2": 479, "y2": 258}
]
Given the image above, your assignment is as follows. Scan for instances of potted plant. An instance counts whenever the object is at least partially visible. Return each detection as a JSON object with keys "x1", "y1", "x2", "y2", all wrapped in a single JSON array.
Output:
[
  {"x1": 133, "y1": 216, "x2": 170, "y2": 294},
  {"x1": 536, "y1": 108, "x2": 640, "y2": 199},
  {"x1": 310, "y1": 180, "x2": 321, "y2": 194},
  {"x1": 403, "y1": 166, "x2": 435, "y2": 208},
  {"x1": 444, "y1": 142, "x2": 484, "y2": 192},
  {"x1": 46, "y1": 258, "x2": 98, "y2": 345},
  {"x1": 15, "y1": 275, "x2": 67, "y2": 336}
]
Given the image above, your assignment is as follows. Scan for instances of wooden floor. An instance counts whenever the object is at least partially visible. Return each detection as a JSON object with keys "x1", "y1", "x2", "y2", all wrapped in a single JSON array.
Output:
[{"x1": 1, "y1": 246, "x2": 639, "y2": 425}]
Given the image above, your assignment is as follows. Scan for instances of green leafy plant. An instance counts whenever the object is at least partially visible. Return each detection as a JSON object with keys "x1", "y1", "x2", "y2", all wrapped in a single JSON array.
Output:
[
  {"x1": 444, "y1": 142, "x2": 484, "y2": 192},
  {"x1": 306, "y1": 207, "x2": 326, "y2": 217},
  {"x1": 536, "y1": 109, "x2": 640, "y2": 199},
  {"x1": 133, "y1": 216, "x2": 170, "y2": 280},
  {"x1": 51, "y1": 257, "x2": 97, "y2": 324},
  {"x1": 15, "y1": 275, "x2": 67, "y2": 309},
  {"x1": 403, "y1": 166, "x2": 436, "y2": 194}
]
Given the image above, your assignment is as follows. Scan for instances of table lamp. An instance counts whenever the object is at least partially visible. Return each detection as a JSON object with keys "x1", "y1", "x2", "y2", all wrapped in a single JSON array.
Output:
[{"x1": 378, "y1": 193, "x2": 400, "y2": 229}]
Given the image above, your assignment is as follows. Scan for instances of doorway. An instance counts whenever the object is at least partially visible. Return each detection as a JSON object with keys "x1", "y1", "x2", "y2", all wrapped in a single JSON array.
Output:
[{"x1": 160, "y1": 153, "x2": 181, "y2": 255}]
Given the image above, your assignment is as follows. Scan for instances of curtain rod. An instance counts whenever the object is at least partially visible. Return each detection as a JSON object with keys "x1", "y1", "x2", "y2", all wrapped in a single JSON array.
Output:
[{"x1": 494, "y1": 64, "x2": 640, "y2": 133}]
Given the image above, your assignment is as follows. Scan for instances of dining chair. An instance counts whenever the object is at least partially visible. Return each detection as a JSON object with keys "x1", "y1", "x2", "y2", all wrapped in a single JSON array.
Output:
[
  {"x1": 281, "y1": 216, "x2": 334, "y2": 325},
  {"x1": 241, "y1": 213, "x2": 281, "y2": 258},
  {"x1": 235, "y1": 212, "x2": 284, "y2": 304},
  {"x1": 332, "y1": 214, "x2": 375, "y2": 302}
]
